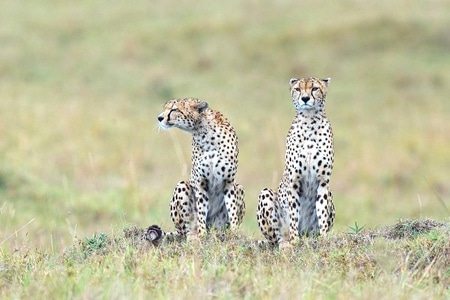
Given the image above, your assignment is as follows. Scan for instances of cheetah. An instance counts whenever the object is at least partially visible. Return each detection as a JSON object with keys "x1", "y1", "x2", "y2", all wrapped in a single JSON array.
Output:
[
  {"x1": 146, "y1": 98, "x2": 245, "y2": 243},
  {"x1": 256, "y1": 77, "x2": 335, "y2": 248}
]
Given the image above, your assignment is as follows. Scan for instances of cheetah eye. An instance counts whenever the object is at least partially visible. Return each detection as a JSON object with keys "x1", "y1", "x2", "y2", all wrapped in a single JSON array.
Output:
[
  {"x1": 169, "y1": 107, "x2": 178, "y2": 113},
  {"x1": 294, "y1": 87, "x2": 300, "y2": 92},
  {"x1": 311, "y1": 87, "x2": 319, "y2": 92},
  {"x1": 167, "y1": 107, "x2": 177, "y2": 120}
]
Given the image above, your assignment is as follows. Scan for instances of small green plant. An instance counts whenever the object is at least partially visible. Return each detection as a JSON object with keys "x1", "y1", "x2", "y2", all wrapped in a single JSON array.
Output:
[
  {"x1": 82, "y1": 233, "x2": 109, "y2": 257},
  {"x1": 347, "y1": 222, "x2": 366, "y2": 234}
]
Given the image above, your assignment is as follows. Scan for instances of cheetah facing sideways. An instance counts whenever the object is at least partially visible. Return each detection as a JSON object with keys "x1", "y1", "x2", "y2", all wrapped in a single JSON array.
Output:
[
  {"x1": 146, "y1": 98, "x2": 245, "y2": 243},
  {"x1": 257, "y1": 77, "x2": 335, "y2": 248}
]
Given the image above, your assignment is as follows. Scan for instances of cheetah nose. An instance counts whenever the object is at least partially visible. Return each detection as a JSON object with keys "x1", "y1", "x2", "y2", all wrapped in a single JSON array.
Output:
[
  {"x1": 301, "y1": 95, "x2": 310, "y2": 103},
  {"x1": 157, "y1": 115, "x2": 164, "y2": 122}
]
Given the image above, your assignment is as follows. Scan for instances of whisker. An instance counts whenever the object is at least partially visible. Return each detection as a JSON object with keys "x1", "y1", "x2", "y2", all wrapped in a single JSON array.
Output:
[{"x1": 152, "y1": 122, "x2": 162, "y2": 133}]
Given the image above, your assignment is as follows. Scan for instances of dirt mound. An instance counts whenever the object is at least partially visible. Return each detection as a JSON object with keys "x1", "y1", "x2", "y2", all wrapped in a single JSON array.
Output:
[{"x1": 381, "y1": 218, "x2": 447, "y2": 240}]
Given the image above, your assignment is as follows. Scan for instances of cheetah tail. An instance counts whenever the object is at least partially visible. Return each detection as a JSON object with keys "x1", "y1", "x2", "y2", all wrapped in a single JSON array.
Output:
[
  {"x1": 144, "y1": 225, "x2": 182, "y2": 245},
  {"x1": 144, "y1": 225, "x2": 164, "y2": 245}
]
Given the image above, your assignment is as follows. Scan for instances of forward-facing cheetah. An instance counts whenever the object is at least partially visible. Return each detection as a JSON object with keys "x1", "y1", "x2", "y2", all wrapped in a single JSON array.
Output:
[
  {"x1": 146, "y1": 98, "x2": 245, "y2": 243},
  {"x1": 257, "y1": 77, "x2": 335, "y2": 248}
]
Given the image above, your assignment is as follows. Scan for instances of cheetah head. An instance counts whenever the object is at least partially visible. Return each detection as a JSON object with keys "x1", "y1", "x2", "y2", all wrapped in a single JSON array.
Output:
[
  {"x1": 289, "y1": 77, "x2": 330, "y2": 113},
  {"x1": 157, "y1": 98, "x2": 208, "y2": 133}
]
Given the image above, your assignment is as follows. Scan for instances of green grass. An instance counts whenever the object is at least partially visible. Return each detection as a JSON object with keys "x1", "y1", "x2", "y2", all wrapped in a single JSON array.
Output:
[
  {"x1": 2, "y1": 219, "x2": 449, "y2": 298},
  {"x1": 1, "y1": 0, "x2": 449, "y2": 298}
]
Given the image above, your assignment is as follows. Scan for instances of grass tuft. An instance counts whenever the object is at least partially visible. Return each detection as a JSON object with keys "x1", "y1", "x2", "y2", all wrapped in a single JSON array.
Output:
[
  {"x1": 347, "y1": 221, "x2": 366, "y2": 235},
  {"x1": 382, "y1": 218, "x2": 446, "y2": 240}
]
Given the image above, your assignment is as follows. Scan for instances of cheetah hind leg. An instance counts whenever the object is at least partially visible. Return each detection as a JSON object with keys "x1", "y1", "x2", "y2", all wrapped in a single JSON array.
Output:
[
  {"x1": 316, "y1": 185, "x2": 334, "y2": 235},
  {"x1": 145, "y1": 181, "x2": 194, "y2": 245},
  {"x1": 256, "y1": 188, "x2": 281, "y2": 248},
  {"x1": 222, "y1": 182, "x2": 246, "y2": 231}
]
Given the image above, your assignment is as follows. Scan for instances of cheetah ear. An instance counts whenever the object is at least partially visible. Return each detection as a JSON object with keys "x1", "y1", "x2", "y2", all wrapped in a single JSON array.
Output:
[
  {"x1": 289, "y1": 78, "x2": 299, "y2": 88},
  {"x1": 321, "y1": 78, "x2": 331, "y2": 87},
  {"x1": 197, "y1": 101, "x2": 208, "y2": 113}
]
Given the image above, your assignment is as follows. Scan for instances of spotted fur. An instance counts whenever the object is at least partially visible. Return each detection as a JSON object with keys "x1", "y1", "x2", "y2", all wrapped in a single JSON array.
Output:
[
  {"x1": 256, "y1": 77, "x2": 335, "y2": 248},
  {"x1": 146, "y1": 98, "x2": 245, "y2": 243}
]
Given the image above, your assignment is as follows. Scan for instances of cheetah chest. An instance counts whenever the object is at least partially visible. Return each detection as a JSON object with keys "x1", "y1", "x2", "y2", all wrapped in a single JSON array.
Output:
[
  {"x1": 193, "y1": 150, "x2": 233, "y2": 216},
  {"x1": 286, "y1": 123, "x2": 330, "y2": 199},
  {"x1": 298, "y1": 141, "x2": 321, "y2": 199},
  {"x1": 197, "y1": 150, "x2": 230, "y2": 188}
]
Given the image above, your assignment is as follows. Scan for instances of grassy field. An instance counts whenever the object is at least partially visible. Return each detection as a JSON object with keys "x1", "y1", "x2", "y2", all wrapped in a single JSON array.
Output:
[{"x1": 1, "y1": 0, "x2": 449, "y2": 298}]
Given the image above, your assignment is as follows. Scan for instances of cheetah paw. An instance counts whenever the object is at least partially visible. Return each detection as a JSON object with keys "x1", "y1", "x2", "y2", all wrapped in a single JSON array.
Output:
[
  {"x1": 186, "y1": 233, "x2": 201, "y2": 244},
  {"x1": 279, "y1": 241, "x2": 294, "y2": 253}
]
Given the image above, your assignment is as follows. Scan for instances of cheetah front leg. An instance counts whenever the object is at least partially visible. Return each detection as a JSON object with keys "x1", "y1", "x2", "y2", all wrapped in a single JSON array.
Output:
[
  {"x1": 193, "y1": 179, "x2": 209, "y2": 237},
  {"x1": 257, "y1": 188, "x2": 282, "y2": 246},
  {"x1": 328, "y1": 190, "x2": 336, "y2": 229},
  {"x1": 223, "y1": 181, "x2": 245, "y2": 230},
  {"x1": 235, "y1": 183, "x2": 246, "y2": 227},
  {"x1": 316, "y1": 183, "x2": 333, "y2": 235}
]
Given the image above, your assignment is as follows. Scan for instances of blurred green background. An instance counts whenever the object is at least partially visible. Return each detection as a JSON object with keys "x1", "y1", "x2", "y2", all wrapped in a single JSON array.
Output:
[{"x1": 1, "y1": 0, "x2": 449, "y2": 250}]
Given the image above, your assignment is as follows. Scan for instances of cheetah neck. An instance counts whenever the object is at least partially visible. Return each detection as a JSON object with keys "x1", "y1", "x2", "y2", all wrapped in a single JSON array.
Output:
[
  {"x1": 296, "y1": 110, "x2": 325, "y2": 124},
  {"x1": 191, "y1": 110, "x2": 219, "y2": 152},
  {"x1": 292, "y1": 112, "x2": 327, "y2": 141}
]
